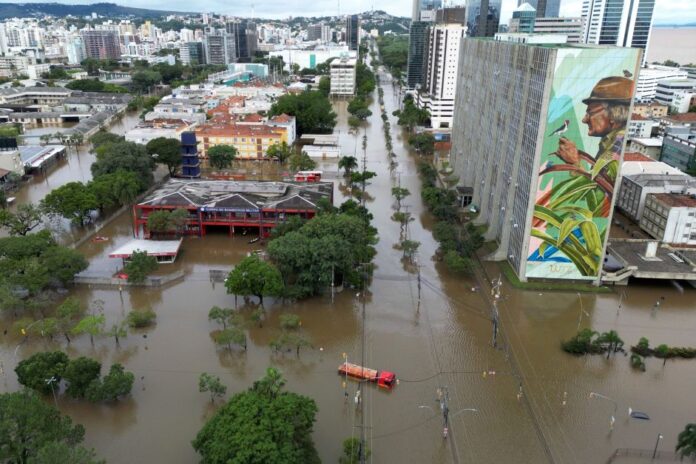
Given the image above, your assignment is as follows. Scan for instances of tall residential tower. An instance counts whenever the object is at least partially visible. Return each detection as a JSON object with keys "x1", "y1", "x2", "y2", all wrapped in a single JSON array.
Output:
[{"x1": 581, "y1": 0, "x2": 656, "y2": 59}]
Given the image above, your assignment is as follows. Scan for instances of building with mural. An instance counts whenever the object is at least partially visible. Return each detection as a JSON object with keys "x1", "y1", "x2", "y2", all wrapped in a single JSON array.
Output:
[{"x1": 451, "y1": 37, "x2": 641, "y2": 282}]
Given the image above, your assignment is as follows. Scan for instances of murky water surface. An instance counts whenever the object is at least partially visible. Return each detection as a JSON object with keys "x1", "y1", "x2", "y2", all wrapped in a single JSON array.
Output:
[{"x1": 1, "y1": 73, "x2": 695, "y2": 464}]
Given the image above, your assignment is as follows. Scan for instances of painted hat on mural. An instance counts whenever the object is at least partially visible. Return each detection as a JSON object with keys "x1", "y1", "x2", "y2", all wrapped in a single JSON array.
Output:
[{"x1": 582, "y1": 76, "x2": 634, "y2": 104}]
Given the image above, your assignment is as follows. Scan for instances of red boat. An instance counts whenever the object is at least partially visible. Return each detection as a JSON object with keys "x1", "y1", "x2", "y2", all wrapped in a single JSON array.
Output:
[{"x1": 338, "y1": 362, "x2": 396, "y2": 389}]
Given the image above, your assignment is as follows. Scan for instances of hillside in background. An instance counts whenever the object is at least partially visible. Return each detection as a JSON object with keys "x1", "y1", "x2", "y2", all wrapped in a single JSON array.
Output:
[{"x1": 0, "y1": 2, "x2": 190, "y2": 19}]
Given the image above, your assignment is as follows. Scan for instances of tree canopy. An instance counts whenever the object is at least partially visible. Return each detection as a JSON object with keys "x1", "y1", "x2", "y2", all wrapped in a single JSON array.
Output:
[
  {"x1": 123, "y1": 250, "x2": 158, "y2": 284},
  {"x1": 65, "y1": 79, "x2": 127, "y2": 93},
  {"x1": 266, "y1": 141, "x2": 293, "y2": 163},
  {"x1": 225, "y1": 255, "x2": 283, "y2": 305},
  {"x1": 269, "y1": 91, "x2": 336, "y2": 136},
  {"x1": 192, "y1": 367, "x2": 320, "y2": 464},
  {"x1": 91, "y1": 140, "x2": 155, "y2": 191},
  {"x1": 146, "y1": 137, "x2": 181, "y2": 175},
  {"x1": 41, "y1": 182, "x2": 98, "y2": 226},
  {"x1": 0, "y1": 203, "x2": 43, "y2": 236},
  {"x1": 208, "y1": 144, "x2": 237, "y2": 170}
]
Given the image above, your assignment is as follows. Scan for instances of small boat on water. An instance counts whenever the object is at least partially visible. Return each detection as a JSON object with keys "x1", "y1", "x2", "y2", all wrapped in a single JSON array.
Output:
[
  {"x1": 338, "y1": 362, "x2": 396, "y2": 389},
  {"x1": 91, "y1": 236, "x2": 109, "y2": 243},
  {"x1": 248, "y1": 237, "x2": 259, "y2": 244}
]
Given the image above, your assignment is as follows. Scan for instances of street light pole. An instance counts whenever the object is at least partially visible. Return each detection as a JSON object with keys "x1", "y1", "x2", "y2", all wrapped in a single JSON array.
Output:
[
  {"x1": 589, "y1": 392, "x2": 618, "y2": 430},
  {"x1": 652, "y1": 433, "x2": 663, "y2": 458}
]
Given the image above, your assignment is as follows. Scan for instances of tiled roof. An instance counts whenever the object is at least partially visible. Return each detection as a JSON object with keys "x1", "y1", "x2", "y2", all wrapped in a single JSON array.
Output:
[
  {"x1": 652, "y1": 193, "x2": 696, "y2": 208},
  {"x1": 623, "y1": 152, "x2": 655, "y2": 162}
]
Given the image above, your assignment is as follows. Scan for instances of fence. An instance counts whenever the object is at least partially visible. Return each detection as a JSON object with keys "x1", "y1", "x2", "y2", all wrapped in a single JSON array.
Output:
[
  {"x1": 74, "y1": 270, "x2": 185, "y2": 288},
  {"x1": 607, "y1": 448, "x2": 684, "y2": 463}
]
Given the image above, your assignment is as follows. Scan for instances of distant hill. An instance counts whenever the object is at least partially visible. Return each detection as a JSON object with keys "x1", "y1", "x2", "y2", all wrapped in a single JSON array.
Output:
[{"x1": 0, "y1": 2, "x2": 192, "y2": 19}]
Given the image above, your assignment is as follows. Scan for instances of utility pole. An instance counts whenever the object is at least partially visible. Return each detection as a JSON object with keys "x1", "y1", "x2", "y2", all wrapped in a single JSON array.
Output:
[
  {"x1": 416, "y1": 262, "x2": 421, "y2": 313},
  {"x1": 491, "y1": 275, "x2": 501, "y2": 348},
  {"x1": 357, "y1": 263, "x2": 369, "y2": 464}
]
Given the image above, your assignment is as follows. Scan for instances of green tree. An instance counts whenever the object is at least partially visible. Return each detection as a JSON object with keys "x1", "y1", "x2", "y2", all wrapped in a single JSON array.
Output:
[
  {"x1": 391, "y1": 186, "x2": 410, "y2": 210},
  {"x1": 126, "y1": 309, "x2": 156, "y2": 328},
  {"x1": 63, "y1": 357, "x2": 102, "y2": 399},
  {"x1": 105, "y1": 322, "x2": 127, "y2": 347},
  {"x1": 395, "y1": 96, "x2": 429, "y2": 131},
  {"x1": 212, "y1": 327, "x2": 247, "y2": 351},
  {"x1": 131, "y1": 70, "x2": 162, "y2": 93},
  {"x1": 88, "y1": 170, "x2": 141, "y2": 209},
  {"x1": 199, "y1": 373, "x2": 227, "y2": 403},
  {"x1": 225, "y1": 255, "x2": 283, "y2": 305},
  {"x1": 339, "y1": 156, "x2": 359, "y2": 177},
  {"x1": 15, "y1": 351, "x2": 69, "y2": 395},
  {"x1": 408, "y1": 133, "x2": 435, "y2": 155},
  {"x1": 444, "y1": 250, "x2": 474, "y2": 274},
  {"x1": 146, "y1": 137, "x2": 181, "y2": 176},
  {"x1": 208, "y1": 144, "x2": 237, "y2": 170},
  {"x1": 123, "y1": 250, "x2": 158, "y2": 284},
  {"x1": 339, "y1": 437, "x2": 370, "y2": 464},
  {"x1": 318, "y1": 75, "x2": 330, "y2": 96},
  {"x1": 192, "y1": 367, "x2": 320, "y2": 464},
  {"x1": 348, "y1": 115, "x2": 362, "y2": 130},
  {"x1": 85, "y1": 364, "x2": 134, "y2": 402},
  {"x1": 147, "y1": 210, "x2": 174, "y2": 236},
  {"x1": 266, "y1": 141, "x2": 293, "y2": 163},
  {"x1": 269, "y1": 91, "x2": 337, "y2": 136},
  {"x1": 91, "y1": 140, "x2": 155, "y2": 191},
  {"x1": 28, "y1": 441, "x2": 104, "y2": 464},
  {"x1": 289, "y1": 151, "x2": 317, "y2": 172},
  {"x1": 90, "y1": 131, "x2": 123, "y2": 150},
  {"x1": 0, "y1": 390, "x2": 87, "y2": 464},
  {"x1": 0, "y1": 204, "x2": 43, "y2": 235},
  {"x1": 56, "y1": 297, "x2": 85, "y2": 344},
  {"x1": 208, "y1": 306, "x2": 233, "y2": 329},
  {"x1": 42, "y1": 246, "x2": 89, "y2": 286},
  {"x1": 41, "y1": 182, "x2": 98, "y2": 226},
  {"x1": 71, "y1": 315, "x2": 105, "y2": 346},
  {"x1": 596, "y1": 330, "x2": 624, "y2": 359},
  {"x1": 399, "y1": 239, "x2": 420, "y2": 261},
  {"x1": 677, "y1": 423, "x2": 696, "y2": 459},
  {"x1": 279, "y1": 313, "x2": 301, "y2": 331}
]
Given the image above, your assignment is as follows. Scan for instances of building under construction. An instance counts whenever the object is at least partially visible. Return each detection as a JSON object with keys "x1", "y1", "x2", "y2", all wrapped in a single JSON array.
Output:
[{"x1": 133, "y1": 179, "x2": 333, "y2": 238}]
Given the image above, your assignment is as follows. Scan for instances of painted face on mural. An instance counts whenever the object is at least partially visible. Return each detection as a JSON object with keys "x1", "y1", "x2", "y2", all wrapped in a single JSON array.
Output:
[{"x1": 582, "y1": 103, "x2": 612, "y2": 137}]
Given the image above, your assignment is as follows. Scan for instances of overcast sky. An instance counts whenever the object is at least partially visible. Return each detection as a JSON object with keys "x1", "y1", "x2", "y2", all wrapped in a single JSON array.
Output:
[{"x1": 16, "y1": 0, "x2": 696, "y2": 25}]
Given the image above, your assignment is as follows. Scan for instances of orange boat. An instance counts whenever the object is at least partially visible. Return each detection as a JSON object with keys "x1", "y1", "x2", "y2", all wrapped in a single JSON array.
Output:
[{"x1": 338, "y1": 362, "x2": 396, "y2": 389}]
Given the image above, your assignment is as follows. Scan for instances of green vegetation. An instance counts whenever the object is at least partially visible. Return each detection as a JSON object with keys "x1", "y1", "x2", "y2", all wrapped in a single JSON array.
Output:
[
  {"x1": 126, "y1": 309, "x2": 156, "y2": 329},
  {"x1": 91, "y1": 135, "x2": 156, "y2": 191},
  {"x1": 0, "y1": 203, "x2": 43, "y2": 236},
  {"x1": 199, "y1": 373, "x2": 227, "y2": 403},
  {"x1": 630, "y1": 337, "x2": 696, "y2": 360},
  {"x1": 561, "y1": 329, "x2": 624, "y2": 358},
  {"x1": 339, "y1": 156, "x2": 359, "y2": 177},
  {"x1": 393, "y1": 95, "x2": 429, "y2": 132},
  {"x1": 376, "y1": 34, "x2": 408, "y2": 79},
  {"x1": 146, "y1": 208, "x2": 189, "y2": 237},
  {"x1": 41, "y1": 66, "x2": 71, "y2": 80},
  {"x1": 192, "y1": 367, "x2": 319, "y2": 464},
  {"x1": 123, "y1": 250, "x2": 158, "y2": 284},
  {"x1": 266, "y1": 141, "x2": 293, "y2": 163},
  {"x1": 267, "y1": 203, "x2": 377, "y2": 299},
  {"x1": 145, "y1": 137, "x2": 181, "y2": 175},
  {"x1": 289, "y1": 151, "x2": 317, "y2": 172},
  {"x1": 677, "y1": 423, "x2": 696, "y2": 459},
  {"x1": 15, "y1": 351, "x2": 134, "y2": 402},
  {"x1": 409, "y1": 132, "x2": 435, "y2": 155},
  {"x1": 65, "y1": 79, "x2": 127, "y2": 93},
  {"x1": 269, "y1": 91, "x2": 336, "y2": 136},
  {"x1": 225, "y1": 255, "x2": 284, "y2": 305},
  {"x1": 0, "y1": 390, "x2": 102, "y2": 463},
  {"x1": 207, "y1": 144, "x2": 237, "y2": 170},
  {"x1": 318, "y1": 75, "x2": 330, "y2": 97},
  {"x1": 131, "y1": 70, "x2": 162, "y2": 94},
  {"x1": 340, "y1": 437, "x2": 371, "y2": 464},
  {"x1": 41, "y1": 182, "x2": 97, "y2": 226}
]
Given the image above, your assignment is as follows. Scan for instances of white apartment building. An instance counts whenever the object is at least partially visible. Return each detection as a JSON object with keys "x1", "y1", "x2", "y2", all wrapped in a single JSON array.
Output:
[
  {"x1": 330, "y1": 57, "x2": 357, "y2": 96},
  {"x1": 671, "y1": 91, "x2": 696, "y2": 114},
  {"x1": 627, "y1": 113, "x2": 653, "y2": 139},
  {"x1": 416, "y1": 23, "x2": 465, "y2": 128},
  {"x1": 655, "y1": 79, "x2": 696, "y2": 107},
  {"x1": 533, "y1": 17, "x2": 584, "y2": 43},
  {"x1": 640, "y1": 193, "x2": 696, "y2": 245},
  {"x1": 635, "y1": 66, "x2": 688, "y2": 102}
]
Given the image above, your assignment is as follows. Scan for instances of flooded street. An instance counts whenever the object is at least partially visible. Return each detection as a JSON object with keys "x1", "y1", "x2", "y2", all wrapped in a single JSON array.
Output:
[{"x1": 2, "y1": 73, "x2": 696, "y2": 464}]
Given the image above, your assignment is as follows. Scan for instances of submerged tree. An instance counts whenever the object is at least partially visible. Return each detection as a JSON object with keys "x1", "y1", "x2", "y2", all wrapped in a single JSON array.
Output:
[{"x1": 199, "y1": 373, "x2": 227, "y2": 403}]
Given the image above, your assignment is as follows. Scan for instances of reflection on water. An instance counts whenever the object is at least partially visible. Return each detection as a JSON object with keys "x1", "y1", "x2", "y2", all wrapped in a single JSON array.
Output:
[{"x1": 1, "y1": 74, "x2": 695, "y2": 464}]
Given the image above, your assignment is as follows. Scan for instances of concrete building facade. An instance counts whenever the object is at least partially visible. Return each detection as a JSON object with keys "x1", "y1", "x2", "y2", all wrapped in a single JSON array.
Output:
[
  {"x1": 533, "y1": 17, "x2": 584, "y2": 43},
  {"x1": 634, "y1": 66, "x2": 688, "y2": 102},
  {"x1": 330, "y1": 57, "x2": 357, "y2": 96},
  {"x1": 660, "y1": 127, "x2": 696, "y2": 172},
  {"x1": 81, "y1": 30, "x2": 120, "y2": 60},
  {"x1": 640, "y1": 193, "x2": 696, "y2": 245},
  {"x1": 654, "y1": 79, "x2": 696, "y2": 107}
]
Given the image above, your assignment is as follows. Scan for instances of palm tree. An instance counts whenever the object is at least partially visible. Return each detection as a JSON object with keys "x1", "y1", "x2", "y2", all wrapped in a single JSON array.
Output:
[
  {"x1": 339, "y1": 156, "x2": 358, "y2": 177},
  {"x1": 677, "y1": 423, "x2": 696, "y2": 459},
  {"x1": 597, "y1": 330, "x2": 623, "y2": 359}
]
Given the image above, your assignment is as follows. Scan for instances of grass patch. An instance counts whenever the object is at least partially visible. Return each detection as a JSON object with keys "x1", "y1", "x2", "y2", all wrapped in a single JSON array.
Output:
[{"x1": 499, "y1": 261, "x2": 613, "y2": 293}]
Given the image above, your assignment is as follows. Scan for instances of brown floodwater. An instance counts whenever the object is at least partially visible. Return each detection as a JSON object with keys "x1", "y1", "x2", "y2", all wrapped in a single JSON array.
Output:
[{"x1": 1, "y1": 68, "x2": 696, "y2": 464}]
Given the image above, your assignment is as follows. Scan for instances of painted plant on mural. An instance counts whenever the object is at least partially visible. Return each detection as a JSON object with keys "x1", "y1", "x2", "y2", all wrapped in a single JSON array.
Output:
[{"x1": 526, "y1": 48, "x2": 641, "y2": 280}]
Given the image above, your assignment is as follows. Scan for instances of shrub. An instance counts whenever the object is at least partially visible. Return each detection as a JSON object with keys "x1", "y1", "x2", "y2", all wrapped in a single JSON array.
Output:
[{"x1": 126, "y1": 309, "x2": 157, "y2": 328}]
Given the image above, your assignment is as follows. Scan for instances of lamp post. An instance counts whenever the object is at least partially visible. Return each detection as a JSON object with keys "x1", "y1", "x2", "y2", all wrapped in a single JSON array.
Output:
[
  {"x1": 589, "y1": 392, "x2": 618, "y2": 430},
  {"x1": 652, "y1": 433, "x2": 663, "y2": 459},
  {"x1": 45, "y1": 376, "x2": 58, "y2": 408}
]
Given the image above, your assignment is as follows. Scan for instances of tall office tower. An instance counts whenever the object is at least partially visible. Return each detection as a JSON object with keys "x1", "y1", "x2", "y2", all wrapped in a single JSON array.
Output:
[
  {"x1": 204, "y1": 31, "x2": 236, "y2": 65},
  {"x1": 412, "y1": 0, "x2": 443, "y2": 21},
  {"x1": 509, "y1": 3, "x2": 537, "y2": 33},
  {"x1": 180, "y1": 42, "x2": 206, "y2": 65},
  {"x1": 435, "y1": 6, "x2": 467, "y2": 25},
  {"x1": 450, "y1": 37, "x2": 641, "y2": 282},
  {"x1": 582, "y1": 0, "x2": 656, "y2": 59},
  {"x1": 416, "y1": 23, "x2": 465, "y2": 128},
  {"x1": 307, "y1": 24, "x2": 323, "y2": 41},
  {"x1": 519, "y1": 0, "x2": 561, "y2": 18},
  {"x1": 406, "y1": 21, "x2": 430, "y2": 89},
  {"x1": 81, "y1": 30, "x2": 120, "y2": 60},
  {"x1": 466, "y1": 0, "x2": 502, "y2": 37},
  {"x1": 346, "y1": 15, "x2": 360, "y2": 51},
  {"x1": 226, "y1": 21, "x2": 253, "y2": 62},
  {"x1": 66, "y1": 35, "x2": 86, "y2": 64}
]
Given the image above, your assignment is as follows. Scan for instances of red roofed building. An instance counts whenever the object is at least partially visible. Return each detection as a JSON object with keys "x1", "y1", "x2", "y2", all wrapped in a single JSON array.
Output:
[{"x1": 195, "y1": 122, "x2": 288, "y2": 159}]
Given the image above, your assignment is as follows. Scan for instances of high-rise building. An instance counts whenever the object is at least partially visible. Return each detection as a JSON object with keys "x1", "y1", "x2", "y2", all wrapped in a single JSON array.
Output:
[
  {"x1": 635, "y1": 66, "x2": 689, "y2": 102},
  {"x1": 450, "y1": 37, "x2": 641, "y2": 282},
  {"x1": 519, "y1": 0, "x2": 561, "y2": 18},
  {"x1": 406, "y1": 21, "x2": 430, "y2": 89},
  {"x1": 330, "y1": 57, "x2": 357, "y2": 96},
  {"x1": 226, "y1": 21, "x2": 257, "y2": 62},
  {"x1": 509, "y1": 3, "x2": 537, "y2": 33},
  {"x1": 435, "y1": 6, "x2": 467, "y2": 25},
  {"x1": 204, "y1": 31, "x2": 236, "y2": 65},
  {"x1": 412, "y1": 0, "x2": 443, "y2": 21},
  {"x1": 307, "y1": 24, "x2": 331, "y2": 42},
  {"x1": 582, "y1": 0, "x2": 656, "y2": 61},
  {"x1": 466, "y1": 0, "x2": 502, "y2": 37},
  {"x1": 180, "y1": 42, "x2": 206, "y2": 65},
  {"x1": 416, "y1": 23, "x2": 465, "y2": 128},
  {"x1": 533, "y1": 17, "x2": 584, "y2": 43},
  {"x1": 81, "y1": 30, "x2": 120, "y2": 60},
  {"x1": 346, "y1": 15, "x2": 360, "y2": 51},
  {"x1": 66, "y1": 36, "x2": 86, "y2": 65}
]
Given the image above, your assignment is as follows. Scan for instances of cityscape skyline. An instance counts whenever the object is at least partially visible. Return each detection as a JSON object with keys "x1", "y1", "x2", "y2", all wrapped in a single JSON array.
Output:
[{"x1": 8, "y1": 0, "x2": 696, "y2": 25}]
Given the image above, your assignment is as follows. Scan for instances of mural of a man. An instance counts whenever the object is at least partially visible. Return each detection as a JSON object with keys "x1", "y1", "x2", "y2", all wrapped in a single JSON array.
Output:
[{"x1": 554, "y1": 76, "x2": 633, "y2": 183}]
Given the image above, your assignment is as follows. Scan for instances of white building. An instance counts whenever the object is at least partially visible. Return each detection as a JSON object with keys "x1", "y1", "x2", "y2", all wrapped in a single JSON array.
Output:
[
  {"x1": 616, "y1": 171, "x2": 694, "y2": 223},
  {"x1": 628, "y1": 113, "x2": 653, "y2": 139},
  {"x1": 582, "y1": 0, "x2": 655, "y2": 63},
  {"x1": 269, "y1": 48, "x2": 355, "y2": 71},
  {"x1": 330, "y1": 57, "x2": 357, "y2": 96},
  {"x1": 654, "y1": 79, "x2": 696, "y2": 107},
  {"x1": 640, "y1": 193, "x2": 696, "y2": 245},
  {"x1": 635, "y1": 66, "x2": 688, "y2": 102},
  {"x1": 627, "y1": 138, "x2": 663, "y2": 159},
  {"x1": 416, "y1": 23, "x2": 465, "y2": 128},
  {"x1": 671, "y1": 91, "x2": 696, "y2": 114},
  {"x1": 65, "y1": 36, "x2": 86, "y2": 65},
  {"x1": 27, "y1": 64, "x2": 51, "y2": 80},
  {"x1": 533, "y1": 17, "x2": 584, "y2": 43}
]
